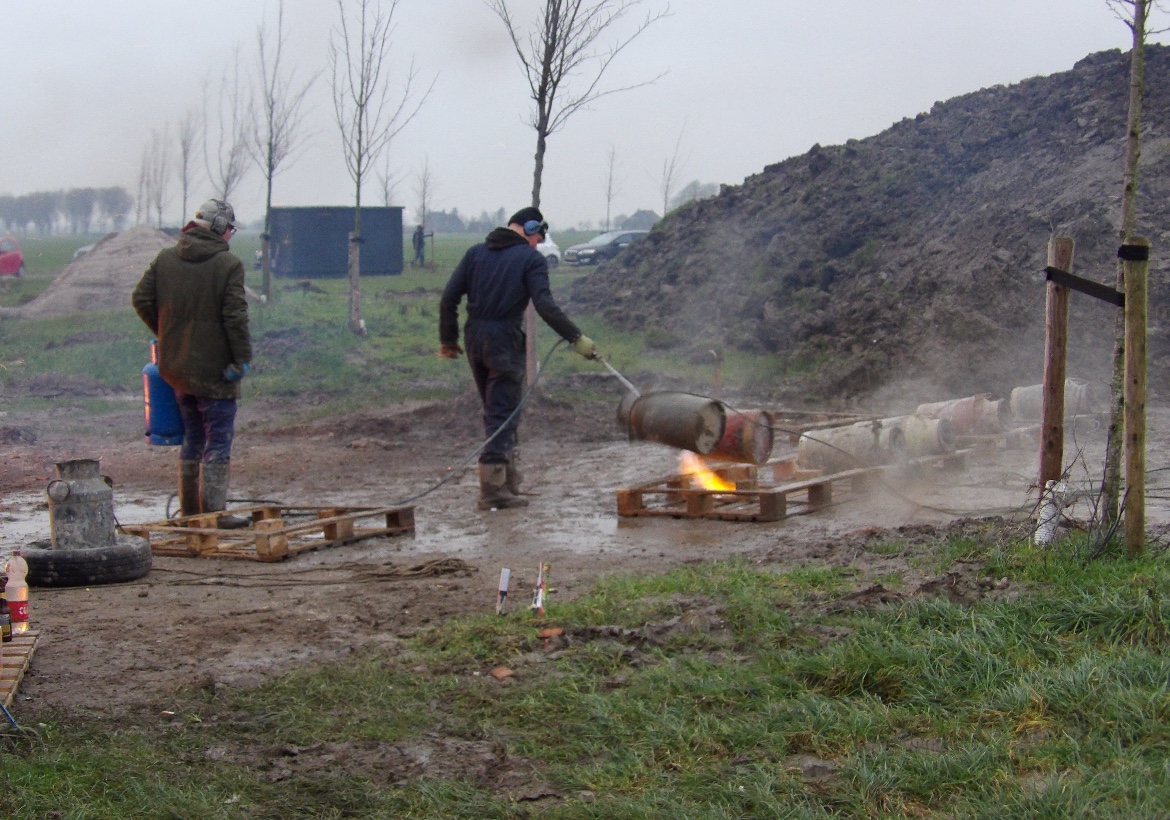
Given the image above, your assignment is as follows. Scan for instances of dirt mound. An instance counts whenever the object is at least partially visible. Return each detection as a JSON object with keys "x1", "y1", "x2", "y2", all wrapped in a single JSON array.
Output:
[
  {"x1": 570, "y1": 46, "x2": 1170, "y2": 404},
  {"x1": 18, "y1": 226, "x2": 172, "y2": 318}
]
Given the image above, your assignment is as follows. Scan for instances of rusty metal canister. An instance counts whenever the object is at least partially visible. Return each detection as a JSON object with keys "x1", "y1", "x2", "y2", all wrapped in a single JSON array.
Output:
[
  {"x1": 1009, "y1": 379, "x2": 1096, "y2": 421},
  {"x1": 709, "y1": 410, "x2": 775, "y2": 464},
  {"x1": 617, "y1": 391, "x2": 727, "y2": 455},
  {"x1": 47, "y1": 458, "x2": 116, "y2": 550},
  {"x1": 916, "y1": 394, "x2": 1006, "y2": 435},
  {"x1": 883, "y1": 415, "x2": 957, "y2": 457},
  {"x1": 796, "y1": 421, "x2": 884, "y2": 472}
]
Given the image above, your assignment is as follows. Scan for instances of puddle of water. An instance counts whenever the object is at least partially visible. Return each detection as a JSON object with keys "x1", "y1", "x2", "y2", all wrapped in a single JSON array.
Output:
[{"x1": 0, "y1": 492, "x2": 172, "y2": 559}]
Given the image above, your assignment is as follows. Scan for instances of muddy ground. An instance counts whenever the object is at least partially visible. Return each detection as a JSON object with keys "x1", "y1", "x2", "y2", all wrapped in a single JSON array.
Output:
[{"x1": 1, "y1": 385, "x2": 1167, "y2": 725}]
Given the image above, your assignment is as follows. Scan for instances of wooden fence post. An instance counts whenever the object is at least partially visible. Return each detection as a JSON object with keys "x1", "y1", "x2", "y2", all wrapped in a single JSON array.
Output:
[
  {"x1": 1123, "y1": 236, "x2": 1149, "y2": 556},
  {"x1": 1040, "y1": 237, "x2": 1074, "y2": 489}
]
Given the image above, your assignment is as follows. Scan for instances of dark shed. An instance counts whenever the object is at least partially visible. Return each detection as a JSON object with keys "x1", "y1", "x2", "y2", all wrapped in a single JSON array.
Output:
[{"x1": 268, "y1": 206, "x2": 404, "y2": 278}]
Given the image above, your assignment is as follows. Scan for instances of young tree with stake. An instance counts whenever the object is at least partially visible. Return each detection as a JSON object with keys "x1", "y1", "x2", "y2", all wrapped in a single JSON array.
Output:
[{"x1": 330, "y1": 0, "x2": 433, "y2": 336}]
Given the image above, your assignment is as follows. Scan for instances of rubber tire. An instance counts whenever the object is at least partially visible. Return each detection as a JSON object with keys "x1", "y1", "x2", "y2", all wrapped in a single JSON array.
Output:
[
  {"x1": 15, "y1": 263, "x2": 24, "y2": 278},
  {"x1": 545, "y1": 254, "x2": 559, "y2": 268},
  {"x1": 23, "y1": 536, "x2": 153, "y2": 588}
]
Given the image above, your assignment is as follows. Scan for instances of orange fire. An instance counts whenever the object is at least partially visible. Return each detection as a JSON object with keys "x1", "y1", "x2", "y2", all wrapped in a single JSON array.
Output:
[{"x1": 679, "y1": 452, "x2": 736, "y2": 492}]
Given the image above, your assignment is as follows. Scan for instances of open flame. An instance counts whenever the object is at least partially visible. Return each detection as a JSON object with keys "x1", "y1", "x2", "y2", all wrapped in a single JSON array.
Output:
[{"x1": 679, "y1": 452, "x2": 736, "y2": 492}]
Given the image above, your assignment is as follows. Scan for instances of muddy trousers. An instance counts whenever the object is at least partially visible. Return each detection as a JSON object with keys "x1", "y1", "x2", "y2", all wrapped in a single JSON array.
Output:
[{"x1": 465, "y1": 320, "x2": 525, "y2": 465}]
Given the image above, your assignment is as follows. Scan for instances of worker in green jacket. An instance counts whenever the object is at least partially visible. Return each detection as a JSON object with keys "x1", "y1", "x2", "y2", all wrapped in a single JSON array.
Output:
[{"x1": 132, "y1": 199, "x2": 253, "y2": 525}]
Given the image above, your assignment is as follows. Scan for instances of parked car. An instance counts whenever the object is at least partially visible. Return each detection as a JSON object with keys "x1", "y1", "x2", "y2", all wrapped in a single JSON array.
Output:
[
  {"x1": 536, "y1": 233, "x2": 561, "y2": 267},
  {"x1": 0, "y1": 237, "x2": 24, "y2": 277},
  {"x1": 563, "y1": 230, "x2": 648, "y2": 266}
]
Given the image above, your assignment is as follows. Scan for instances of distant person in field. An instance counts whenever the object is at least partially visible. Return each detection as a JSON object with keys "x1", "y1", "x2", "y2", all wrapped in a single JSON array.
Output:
[
  {"x1": 132, "y1": 198, "x2": 252, "y2": 528},
  {"x1": 412, "y1": 223, "x2": 426, "y2": 266},
  {"x1": 438, "y1": 206, "x2": 598, "y2": 510}
]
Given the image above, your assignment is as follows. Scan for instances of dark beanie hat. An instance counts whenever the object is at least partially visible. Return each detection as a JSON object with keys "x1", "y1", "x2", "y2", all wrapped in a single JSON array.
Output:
[{"x1": 507, "y1": 206, "x2": 544, "y2": 226}]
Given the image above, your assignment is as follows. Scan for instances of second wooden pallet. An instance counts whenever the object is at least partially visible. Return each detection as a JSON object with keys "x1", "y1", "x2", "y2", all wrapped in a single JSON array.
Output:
[{"x1": 123, "y1": 505, "x2": 415, "y2": 561}]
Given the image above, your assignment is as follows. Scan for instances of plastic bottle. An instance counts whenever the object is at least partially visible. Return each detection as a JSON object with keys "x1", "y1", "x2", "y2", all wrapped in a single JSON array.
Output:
[{"x1": 5, "y1": 552, "x2": 29, "y2": 634}]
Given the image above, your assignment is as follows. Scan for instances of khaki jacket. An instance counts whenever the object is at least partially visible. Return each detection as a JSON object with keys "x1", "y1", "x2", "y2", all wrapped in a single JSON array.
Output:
[{"x1": 132, "y1": 226, "x2": 252, "y2": 399}]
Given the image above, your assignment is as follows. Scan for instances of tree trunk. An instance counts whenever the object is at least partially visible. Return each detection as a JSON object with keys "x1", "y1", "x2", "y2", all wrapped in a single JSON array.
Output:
[
  {"x1": 526, "y1": 127, "x2": 549, "y2": 385},
  {"x1": 348, "y1": 232, "x2": 365, "y2": 336},
  {"x1": 1101, "y1": 0, "x2": 1148, "y2": 531}
]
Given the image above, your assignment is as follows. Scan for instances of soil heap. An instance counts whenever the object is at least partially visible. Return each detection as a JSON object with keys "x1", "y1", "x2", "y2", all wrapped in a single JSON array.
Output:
[
  {"x1": 570, "y1": 47, "x2": 1170, "y2": 406},
  {"x1": 17, "y1": 226, "x2": 172, "y2": 319}
]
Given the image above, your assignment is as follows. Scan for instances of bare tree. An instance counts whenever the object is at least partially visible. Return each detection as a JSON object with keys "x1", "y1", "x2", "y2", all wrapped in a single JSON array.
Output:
[
  {"x1": 602, "y1": 144, "x2": 621, "y2": 230},
  {"x1": 1099, "y1": 0, "x2": 1167, "y2": 535},
  {"x1": 330, "y1": 0, "x2": 434, "y2": 335},
  {"x1": 413, "y1": 156, "x2": 433, "y2": 230},
  {"x1": 488, "y1": 0, "x2": 668, "y2": 380},
  {"x1": 670, "y1": 179, "x2": 718, "y2": 210},
  {"x1": 203, "y1": 50, "x2": 253, "y2": 203},
  {"x1": 176, "y1": 108, "x2": 201, "y2": 224},
  {"x1": 63, "y1": 188, "x2": 98, "y2": 234},
  {"x1": 250, "y1": 0, "x2": 317, "y2": 301},
  {"x1": 140, "y1": 127, "x2": 172, "y2": 228},
  {"x1": 487, "y1": 0, "x2": 669, "y2": 209},
  {"x1": 658, "y1": 126, "x2": 687, "y2": 218},
  {"x1": 99, "y1": 186, "x2": 133, "y2": 231},
  {"x1": 376, "y1": 146, "x2": 405, "y2": 207}
]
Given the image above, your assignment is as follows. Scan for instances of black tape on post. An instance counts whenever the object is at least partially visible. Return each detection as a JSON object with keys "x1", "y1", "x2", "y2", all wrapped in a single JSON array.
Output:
[{"x1": 1118, "y1": 244, "x2": 1150, "y2": 262}]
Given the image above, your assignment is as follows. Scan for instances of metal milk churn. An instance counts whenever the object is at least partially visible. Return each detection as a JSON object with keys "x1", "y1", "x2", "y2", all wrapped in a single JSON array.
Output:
[{"x1": 47, "y1": 459, "x2": 116, "y2": 550}]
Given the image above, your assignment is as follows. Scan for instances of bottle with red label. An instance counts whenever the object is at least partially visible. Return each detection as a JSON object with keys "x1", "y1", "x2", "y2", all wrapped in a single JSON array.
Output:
[{"x1": 5, "y1": 552, "x2": 28, "y2": 634}]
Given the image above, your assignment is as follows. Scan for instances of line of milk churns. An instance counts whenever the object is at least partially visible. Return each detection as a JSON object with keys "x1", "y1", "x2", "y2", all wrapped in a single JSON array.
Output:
[{"x1": 142, "y1": 339, "x2": 183, "y2": 446}]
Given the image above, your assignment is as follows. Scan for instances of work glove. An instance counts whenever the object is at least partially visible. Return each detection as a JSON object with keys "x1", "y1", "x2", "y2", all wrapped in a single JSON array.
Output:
[
  {"x1": 223, "y1": 362, "x2": 250, "y2": 382},
  {"x1": 573, "y1": 334, "x2": 598, "y2": 360},
  {"x1": 438, "y1": 342, "x2": 464, "y2": 359}
]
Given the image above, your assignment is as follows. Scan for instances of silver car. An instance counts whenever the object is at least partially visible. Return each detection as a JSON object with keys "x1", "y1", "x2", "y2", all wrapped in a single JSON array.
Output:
[{"x1": 536, "y1": 233, "x2": 561, "y2": 267}]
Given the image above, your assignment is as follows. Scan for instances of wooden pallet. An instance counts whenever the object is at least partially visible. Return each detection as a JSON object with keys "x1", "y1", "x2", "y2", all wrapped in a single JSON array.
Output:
[
  {"x1": 1, "y1": 631, "x2": 40, "y2": 708},
  {"x1": 617, "y1": 461, "x2": 878, "y2": 522},
  {"x1": 122, "y1": 505, "x2": 415, "y2": 562},
  {"x1": 616, "y1": 452, "x2": 969, "y2": 522}
]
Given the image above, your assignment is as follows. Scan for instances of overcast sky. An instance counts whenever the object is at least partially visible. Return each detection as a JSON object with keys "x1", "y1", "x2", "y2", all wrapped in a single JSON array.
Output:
[{"x1": 3, "y1": 1, "x2": 1164, "y2": 232}]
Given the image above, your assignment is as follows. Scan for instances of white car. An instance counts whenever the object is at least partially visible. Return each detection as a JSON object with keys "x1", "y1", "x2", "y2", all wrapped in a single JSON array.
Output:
[{"x1": 536, "y1": 233, "x2": 560, "y2": 268}]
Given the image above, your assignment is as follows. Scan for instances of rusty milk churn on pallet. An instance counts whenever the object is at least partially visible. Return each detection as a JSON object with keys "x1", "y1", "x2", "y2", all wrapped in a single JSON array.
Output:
[
  {"x1": 47, "y1": 458, "x2": 116, "y2": 550},
  {"x1": 617, "y1": 391, "x2": 727, "y2": 456},
  {"x1": 709, "y1": 410, "x2": 775, "y2": 465}
]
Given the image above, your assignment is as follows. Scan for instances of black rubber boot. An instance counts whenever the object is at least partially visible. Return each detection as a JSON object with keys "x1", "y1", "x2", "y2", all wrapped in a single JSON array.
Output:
[
  {"x1": 478, "y1": 463, "x2": 529, "y2": 511},
  {"x1": 178, "y1": 460, "x2": 201, "y2": 518},
  {"x1": 200, "y1": 461, "x2": 252, "y2": 529},
  {"x1": 505, "y1": 450, "x2": 524, "y2": 497}
]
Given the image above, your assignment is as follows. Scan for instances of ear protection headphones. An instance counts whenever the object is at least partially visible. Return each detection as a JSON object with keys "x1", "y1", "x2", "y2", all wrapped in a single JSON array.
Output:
[
  {"x1": 523, "y1": 219, "x2": 549, "y2": 237},
  {"x1": 208, "y1": 200, "x2": 231, "y2": 236}
]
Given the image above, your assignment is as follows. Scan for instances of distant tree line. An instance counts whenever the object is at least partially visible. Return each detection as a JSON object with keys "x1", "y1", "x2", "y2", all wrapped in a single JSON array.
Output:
[{"x1": 0, "y1": 187, "x2": 134, "y2": 236}]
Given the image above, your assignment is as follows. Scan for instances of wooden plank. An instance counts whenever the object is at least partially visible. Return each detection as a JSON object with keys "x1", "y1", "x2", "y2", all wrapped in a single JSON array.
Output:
[{"x1": 0, "y1": 631, "x2": 40, "y2": 708}]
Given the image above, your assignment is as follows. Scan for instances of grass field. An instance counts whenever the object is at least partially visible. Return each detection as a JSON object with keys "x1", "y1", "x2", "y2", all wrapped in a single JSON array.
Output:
[
  {"x1": 0, "y1": 230, "x2": 767, "y2": 417},
  {"x1": 3, "y1": 530, "x2": 1170, "y2": 816}
]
